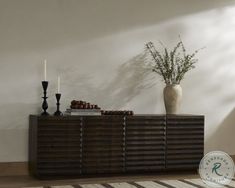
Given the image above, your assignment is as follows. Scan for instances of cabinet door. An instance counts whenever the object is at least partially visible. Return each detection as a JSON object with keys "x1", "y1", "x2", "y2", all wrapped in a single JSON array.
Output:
[
  {"x1": 82, "y1": 116, "x2": 124, "y2": 174},
  {"x1": 37, "y1": 117, "x2": 81, "y2": 178},
  {"x1": 125, "y1": 116, "x2": 166, "y2": 172},
  {"x1": 166, "y1": 115, "x2": 204, "y2": 170}
]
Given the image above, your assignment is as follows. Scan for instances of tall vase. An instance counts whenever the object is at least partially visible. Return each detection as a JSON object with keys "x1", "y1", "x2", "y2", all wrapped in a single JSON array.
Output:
[{"x1": 163, "y1": 84, "x2": 182, "y2": 114}]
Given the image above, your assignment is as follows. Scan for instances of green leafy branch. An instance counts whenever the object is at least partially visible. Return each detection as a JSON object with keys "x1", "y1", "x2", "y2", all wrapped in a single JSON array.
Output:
[{"x1": 146, "y1": 38, "x2": 203, "y2": 84}]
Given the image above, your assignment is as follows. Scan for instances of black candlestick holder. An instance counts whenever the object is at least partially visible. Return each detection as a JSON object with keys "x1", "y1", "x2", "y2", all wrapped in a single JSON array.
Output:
[
  {"x1": 41, "y1": 81, "x2": 49, "y2": 116},
  {"x1": 54, "y1": 93, "x2": 63, "y2": 116}
]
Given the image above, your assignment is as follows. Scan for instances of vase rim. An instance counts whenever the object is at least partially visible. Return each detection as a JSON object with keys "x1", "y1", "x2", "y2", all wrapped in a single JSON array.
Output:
[{"x1": 166, "y1": 83, "x2": 180, "y2": 86}]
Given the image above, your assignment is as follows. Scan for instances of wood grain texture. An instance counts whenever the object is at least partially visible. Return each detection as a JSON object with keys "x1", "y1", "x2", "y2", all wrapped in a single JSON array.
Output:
[
  {"x1": 2, "y1": 156, "x2": 235, "y2": 177},
  {"x1": 125, "y1": 115, "x2": 166, "y2": 172},
  {"x1": 82, "y1": 116, "x2": 123, "y2": 174},
  {"x1": 28, "y1": 114, "x2": 205, "y2": 179},
  {"x1": 0, "y1": 162, "x2": 28, "y2": 176},
  {"x1": 166, "y1": 115, "x2": 204, "y2": 170}
]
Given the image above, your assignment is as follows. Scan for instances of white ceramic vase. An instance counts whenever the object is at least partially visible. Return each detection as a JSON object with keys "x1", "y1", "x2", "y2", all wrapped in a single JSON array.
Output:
[{"x1": 163, "y1": 84, "x2": 182, "y2": 114}]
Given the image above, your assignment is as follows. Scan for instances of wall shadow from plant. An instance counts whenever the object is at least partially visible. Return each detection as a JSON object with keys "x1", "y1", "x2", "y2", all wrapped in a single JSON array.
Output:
[{"x1": 62, "y1": 52, "x2": 157, "y2": 110}]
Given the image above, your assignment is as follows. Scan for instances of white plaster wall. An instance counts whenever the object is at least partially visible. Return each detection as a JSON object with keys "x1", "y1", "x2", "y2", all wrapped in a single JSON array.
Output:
[{"x1": 0, "y1": 0, "x2": 235, "y2": 162}]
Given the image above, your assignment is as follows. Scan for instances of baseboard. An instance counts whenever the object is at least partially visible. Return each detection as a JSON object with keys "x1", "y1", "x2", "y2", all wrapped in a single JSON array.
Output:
[
  {"x1": 1, "y1": 155, "x2": 235, "y2": 176},
  {"x1": 0, "y1": 162, "x2": 28, "y2": 176}
]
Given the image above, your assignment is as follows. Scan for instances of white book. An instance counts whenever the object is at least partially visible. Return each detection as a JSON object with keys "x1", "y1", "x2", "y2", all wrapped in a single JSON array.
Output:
[
  {"x1": 66, "y1": 109, "x2": 101, "y2": 112},
  {"x1": 65, "y1": 112, "x2": 101, "y2": 116}
]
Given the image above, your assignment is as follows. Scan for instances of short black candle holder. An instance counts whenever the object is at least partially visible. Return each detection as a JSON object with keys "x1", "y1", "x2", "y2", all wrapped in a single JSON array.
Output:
[
  {"x1": 54, "y1": 93, "x2": 63, "y2": 116},
  {"x1": 41, "y1": 81, "x2": 49, "y2": 116}
]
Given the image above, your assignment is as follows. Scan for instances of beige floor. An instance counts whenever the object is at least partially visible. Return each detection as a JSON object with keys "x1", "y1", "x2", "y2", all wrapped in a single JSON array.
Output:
[{"x1": 0, "y1": 173, "x2": 199, "y2": 188}]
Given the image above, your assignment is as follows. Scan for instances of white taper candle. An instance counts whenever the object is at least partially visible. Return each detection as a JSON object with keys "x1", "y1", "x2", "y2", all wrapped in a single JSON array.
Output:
[
  {"x1": 57, "y1": 76, "x2": 60, "y2": 93},
  {"x1": 44, "y1": 59, "x2": 47, "y2": 81}
]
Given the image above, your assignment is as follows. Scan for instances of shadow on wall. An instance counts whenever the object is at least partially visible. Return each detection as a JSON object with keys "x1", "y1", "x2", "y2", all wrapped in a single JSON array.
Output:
[
  {"x1": 210, "y1": 107, "x2": 235, "y2": 154},
  {"x1": 63, "y1": 52, "x2": 156, "y2": 110},
  {"x1": 97, "y1": 52, "x2": 156, "y2": 109}
]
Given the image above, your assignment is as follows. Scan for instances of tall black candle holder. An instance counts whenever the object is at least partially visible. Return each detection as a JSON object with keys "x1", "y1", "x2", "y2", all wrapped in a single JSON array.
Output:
[
  {"x1": 54, "y1": 93, "x2": 63, "y2": 116},
  {"x1": 41, "y1": 81, "x2": 49, "y2": 116}
]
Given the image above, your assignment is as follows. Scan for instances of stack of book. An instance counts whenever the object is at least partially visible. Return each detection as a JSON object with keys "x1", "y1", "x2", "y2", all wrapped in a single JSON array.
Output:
[
  {"x1": 65, "y1": 108, "x2": 101, "y2": 116},
  {"x1": 65, "y1": 100, "x2": 102, "y2": 116},
  {"x1": 65, "y1": 100, "x2": 134, "y2": 116},
  {"x1": 70, "y1": 100, "x2": 101, "y2": 110}
]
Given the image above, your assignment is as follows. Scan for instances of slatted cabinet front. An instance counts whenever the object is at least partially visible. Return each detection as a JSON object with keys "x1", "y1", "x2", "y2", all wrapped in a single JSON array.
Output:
[
  {"x1": 166, "y1": 115, "x2": 204, "y2": 170},
  {"x1": 37, "y1": 118, "x2": 81, "y2": 178},
  {"x1": 82, "y1": 116, "x2": 123, "y2": 174},
  {"x1": 29, "y1": 115, "x2": 204, "y2": 179},
  {"x1": 125, "y1": 116, "x2": 166, "y2": 172}
]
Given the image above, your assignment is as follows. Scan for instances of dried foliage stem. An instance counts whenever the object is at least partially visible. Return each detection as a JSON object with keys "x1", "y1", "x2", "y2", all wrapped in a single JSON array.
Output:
[{"x1": 146, "y1": 38, "x2": 202, "y2": 85}]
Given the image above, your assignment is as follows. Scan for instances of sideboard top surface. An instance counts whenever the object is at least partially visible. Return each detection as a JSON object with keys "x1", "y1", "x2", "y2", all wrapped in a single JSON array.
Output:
[{"x1": 30, "y1": 114, "x2": 204, "y2": 120}]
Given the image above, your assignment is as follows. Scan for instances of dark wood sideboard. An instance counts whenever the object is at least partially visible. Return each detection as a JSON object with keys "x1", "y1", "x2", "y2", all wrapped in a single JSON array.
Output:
[{"x1": 29, "y1": 114, "x2": 204, "y2": 179}]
